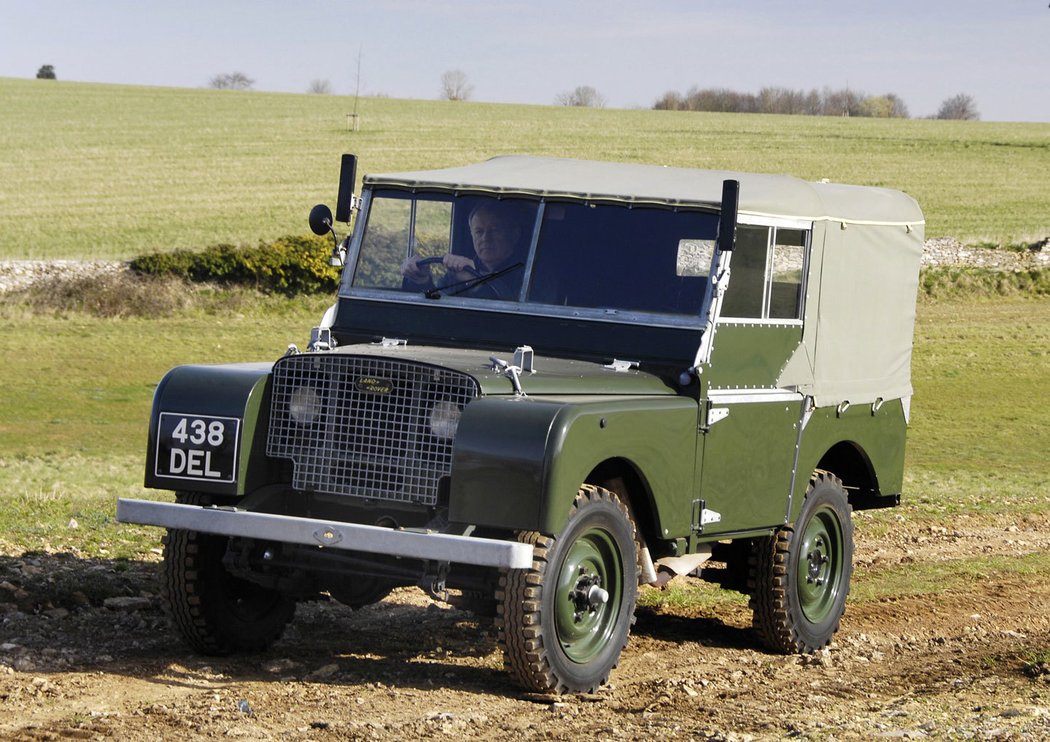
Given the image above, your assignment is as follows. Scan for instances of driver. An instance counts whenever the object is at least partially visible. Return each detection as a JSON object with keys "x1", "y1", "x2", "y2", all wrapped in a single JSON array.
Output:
[{"x1": 399, "y1": 202, "x2": 528, "y2": 298}]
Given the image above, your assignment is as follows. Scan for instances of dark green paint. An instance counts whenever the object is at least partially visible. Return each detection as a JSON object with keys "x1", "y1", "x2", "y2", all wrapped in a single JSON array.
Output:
[
  {"x1": 704, "y1": 323, "x2": 802, "y2": 388},
  {"x1": 798, "y1": 504, "x2": 846, "y2": 623},
  {"x1": 145, "y1": 363, "x2": 280, "y2": 497},
  {"x1": 451, "y1": 395, "x2": 698, "y2": 536},
  {"x1": 555, "y1": 526, "x2": 624, "y2": 663},
  {"x1": 698, "y1": 399, "x2": 802, "y2": 533},
  {"x1": 788, "y1": 399, "x2": 908, "y2": 523}
]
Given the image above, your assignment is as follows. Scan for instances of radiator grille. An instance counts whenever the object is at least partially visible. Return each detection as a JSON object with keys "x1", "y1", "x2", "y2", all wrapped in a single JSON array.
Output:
[{"x1": 266, "y1": 354, "x2": 480, "y2": 505}]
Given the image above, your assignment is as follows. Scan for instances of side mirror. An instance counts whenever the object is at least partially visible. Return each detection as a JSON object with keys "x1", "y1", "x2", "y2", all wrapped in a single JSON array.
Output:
[
  {"x1": 309, "y1": 204, "x2": 346, "y2": 267},
  {"x1": 309, "y1": 204, "x2": 334, "y2": 237}
]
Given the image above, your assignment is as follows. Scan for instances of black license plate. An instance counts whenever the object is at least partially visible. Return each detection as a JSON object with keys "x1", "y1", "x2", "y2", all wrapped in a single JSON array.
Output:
[{"x1": 155, "y1": 413, "x2": 241, "y2": 483}]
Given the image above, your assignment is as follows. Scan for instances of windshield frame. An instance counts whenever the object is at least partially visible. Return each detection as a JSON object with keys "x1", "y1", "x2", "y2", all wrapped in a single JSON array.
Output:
[{"x1": 339, "y1": 188, "x2": 720, "y2": 330}]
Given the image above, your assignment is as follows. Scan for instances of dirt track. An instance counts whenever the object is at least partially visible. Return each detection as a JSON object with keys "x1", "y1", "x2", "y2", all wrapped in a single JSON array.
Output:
[{"x1": 2, "y1": 510, "x2": 1048, "y2": 740}]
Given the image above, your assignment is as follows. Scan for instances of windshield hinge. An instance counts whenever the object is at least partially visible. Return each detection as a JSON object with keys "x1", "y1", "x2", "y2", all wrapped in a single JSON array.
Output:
[
  {"x1": 308, "y1": 326, "x2": 335, "y2": 352},
  {"x1": 490, "y1": 355, "x2": 528, "y2": 396},
  {"x1": 604, "y1": 359, "x2": 639, "y2": 373},
  {"x1": 378, "y1": 337, "x2": 408, "y2": 348}
]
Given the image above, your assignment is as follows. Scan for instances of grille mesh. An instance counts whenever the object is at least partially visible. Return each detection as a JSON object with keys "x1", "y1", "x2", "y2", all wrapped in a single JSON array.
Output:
[{"x1": 267, "y1": 354, "x2": 479, "y2": 505}]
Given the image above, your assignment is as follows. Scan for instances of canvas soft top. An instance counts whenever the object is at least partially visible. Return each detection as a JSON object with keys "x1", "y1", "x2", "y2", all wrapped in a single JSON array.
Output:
[
  {"x1": 364, "y1": 155, "x2": 925, "y2": 227},
  {"x1": 365, "y1": 155, "x2": 925, "y2": 409}
]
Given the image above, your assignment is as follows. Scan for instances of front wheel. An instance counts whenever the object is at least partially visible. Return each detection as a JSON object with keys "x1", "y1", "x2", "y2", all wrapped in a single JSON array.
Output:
[
  {"x1": 749, "y1": 472, "x2": 854, "y2": 653},
  {"x1": 497, "y1": 485, "x2": 638, "y2": 694},
  {"x1": 162, "y1": 493, "x2": 296, "y2": 655}
]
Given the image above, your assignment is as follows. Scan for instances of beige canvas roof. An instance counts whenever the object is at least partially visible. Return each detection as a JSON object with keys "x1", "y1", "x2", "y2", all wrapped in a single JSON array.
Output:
[{"x1": 365, "y1": 155, "x2": 924, "y2": 227}]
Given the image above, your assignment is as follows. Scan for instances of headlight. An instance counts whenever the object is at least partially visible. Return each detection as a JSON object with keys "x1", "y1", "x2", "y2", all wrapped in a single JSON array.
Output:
[
  {"x1": 428, "y1": 400, "x2": 462, "y2": 439},
  {"x1": 288, "y1": 386, "x2": 321, "y2": 425}
]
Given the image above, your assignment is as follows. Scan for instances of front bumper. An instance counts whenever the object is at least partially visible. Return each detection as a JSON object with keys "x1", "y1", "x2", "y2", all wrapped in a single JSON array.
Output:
[{"x1": 116, "y1": 498, "x2": 533, "y2": 570}]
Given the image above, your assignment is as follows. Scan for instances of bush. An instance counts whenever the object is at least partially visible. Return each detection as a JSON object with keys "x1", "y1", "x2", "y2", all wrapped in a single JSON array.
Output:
[{"x1": 131, "y1": 235, "x2": 339, "y2": 295}]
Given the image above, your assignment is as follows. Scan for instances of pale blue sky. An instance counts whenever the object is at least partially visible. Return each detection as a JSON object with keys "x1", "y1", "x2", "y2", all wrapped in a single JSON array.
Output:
[{"x1": 2, "y1": 1, "x2": 1047, "y2": 122}]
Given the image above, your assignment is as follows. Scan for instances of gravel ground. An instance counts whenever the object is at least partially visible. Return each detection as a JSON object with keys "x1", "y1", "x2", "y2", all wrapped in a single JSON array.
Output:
[{"x1": 1, "y1": 511, "x2": 1048, "y2": 740}]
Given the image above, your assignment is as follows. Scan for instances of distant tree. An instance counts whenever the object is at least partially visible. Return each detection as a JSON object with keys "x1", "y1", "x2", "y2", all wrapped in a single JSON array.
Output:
[
  {"x1": 555, "y1": 85, "x2": 607, "y2": 108},
  {"x1": 307, "y1": 79, "x2": 333, "y2": 95},
  {"x1": 653, "y1": 90, "x2": 685, "y2": 111},
  {"x1": 36, "y1": 65, "x2": 56, "y2": 80},
  {"x1": 821, "y1": 87, "x2": 865, "y2": 117},
  {"x1": 209, "y1": 72, "x2": 255, "y2": 91},
  {"x1": 440, "y1": 69, "x2": 473, "y2": 101},
  {"x1": 861, "y1": 93, "x2": 910, "y2": 118},
  {"x1": 757, "y1": 87, "x2": 810, "y2": 115},
  {"x1": 884, "y1": 93, "x2": 910, "y2": 118},
  {"x1": 936, "y1": 93, "x2": 979, "y2": 120}
]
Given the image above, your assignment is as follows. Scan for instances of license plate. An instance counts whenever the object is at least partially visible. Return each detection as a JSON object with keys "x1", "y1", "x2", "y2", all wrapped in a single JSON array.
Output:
[{"x1": 155, "y1": 413, "x2": 241, "y2": 483}]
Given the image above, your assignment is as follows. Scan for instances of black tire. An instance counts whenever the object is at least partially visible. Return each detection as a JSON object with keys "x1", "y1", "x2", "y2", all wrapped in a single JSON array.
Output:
[
  {"x1": 497, "y1": 485, "x2": 638, "y2": 694},
  {"x1": 327, "y1": 573, "x2": 394, "y2": 610},
  {"x1": 749, "y1": 472, "x2": 854, "y2": 653},
  {"x1": 162, "y1": 493, "x2": 296, "y2": 655}
]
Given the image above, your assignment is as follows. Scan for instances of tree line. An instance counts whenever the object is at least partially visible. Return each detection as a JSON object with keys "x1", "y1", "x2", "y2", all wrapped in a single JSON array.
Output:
[
  {"x1": 31, "y1": 63, "x2": 978, "y2": 121},
  {"x1": 436, "y1": 69, "x2": 978, "y2": 121},
  {"x1": 653, "y1": 85, "x2": 979, "y2": 121}
]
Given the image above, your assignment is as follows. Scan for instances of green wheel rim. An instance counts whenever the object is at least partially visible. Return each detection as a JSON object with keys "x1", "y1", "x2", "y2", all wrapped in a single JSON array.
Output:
[
  {"x1": 554, "y1": 526, "x2": 623, "y2": 664},
  {"x1": 796, "y1": 505, "x2": 845, "y2": 624}
]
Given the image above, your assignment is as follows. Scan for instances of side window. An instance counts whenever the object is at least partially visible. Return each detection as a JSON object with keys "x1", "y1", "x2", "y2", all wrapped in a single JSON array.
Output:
[
  {"x1": 721, "y1": 225, "x2": 809, "y2": 320},
  {"x1": 768, "y1": 228, "x2": 806, "y2": 320},
  {"x1": 720, "y1": 226, "x2": 768, "y2": 317}
]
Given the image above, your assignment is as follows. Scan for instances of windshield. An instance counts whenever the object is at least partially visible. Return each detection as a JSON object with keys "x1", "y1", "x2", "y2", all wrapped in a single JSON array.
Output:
[{"x1": 349, "y1": 190, "x2": 719, "y2": 317}]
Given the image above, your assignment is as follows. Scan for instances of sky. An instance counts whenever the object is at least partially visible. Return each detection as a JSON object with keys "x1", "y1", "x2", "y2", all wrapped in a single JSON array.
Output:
[{"x1": 2, "y1": 1, "x2": 1048, "y2": 123}]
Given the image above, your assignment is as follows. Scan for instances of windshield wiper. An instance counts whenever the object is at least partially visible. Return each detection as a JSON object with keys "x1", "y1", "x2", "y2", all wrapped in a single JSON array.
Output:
[{"x1": 424, "y1": 262, "x2": 524, "y2": 299}]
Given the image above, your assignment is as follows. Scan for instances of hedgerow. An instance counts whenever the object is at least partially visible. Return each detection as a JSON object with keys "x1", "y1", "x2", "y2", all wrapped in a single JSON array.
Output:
[
  {"x1": 130, "y1": 235, "x2": 339, "y2": 295},
  {"x1": 918, "y1": 267, "x2": 1050, "y2": 299}
]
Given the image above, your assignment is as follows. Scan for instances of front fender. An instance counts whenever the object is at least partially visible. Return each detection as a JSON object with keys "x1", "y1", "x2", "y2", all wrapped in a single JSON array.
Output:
[
  {"x1": 450, "y1": 395, "x2": 698, "y2": 537},
  {"x1": 144, "y1": 362, "x2": 279, "y2": 496}
]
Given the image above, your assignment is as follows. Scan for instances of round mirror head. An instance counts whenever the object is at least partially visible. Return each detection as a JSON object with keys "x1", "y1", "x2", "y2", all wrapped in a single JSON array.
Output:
[{"x1": 309, "y1": 204, "x2": 334, "y2": 236}]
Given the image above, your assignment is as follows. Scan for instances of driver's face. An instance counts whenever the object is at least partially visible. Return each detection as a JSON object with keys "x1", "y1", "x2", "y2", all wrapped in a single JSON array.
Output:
[{"x1": 469, "y1": 210, "x2": 519, "y2": 271}]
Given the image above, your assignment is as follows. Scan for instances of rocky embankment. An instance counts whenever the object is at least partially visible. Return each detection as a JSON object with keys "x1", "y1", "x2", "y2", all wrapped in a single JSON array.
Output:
[
  {"x1": 0, "y1": 260, "x2": 125, "y2": 294},
  {"x1": 922, "y1": 237, "x2": 1049, "y2": 269}
]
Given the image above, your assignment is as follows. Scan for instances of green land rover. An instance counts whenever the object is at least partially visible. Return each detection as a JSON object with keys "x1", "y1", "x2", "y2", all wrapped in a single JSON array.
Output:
[{"x1": 118, "y1": 155, "x2": 924, "y2": 694}]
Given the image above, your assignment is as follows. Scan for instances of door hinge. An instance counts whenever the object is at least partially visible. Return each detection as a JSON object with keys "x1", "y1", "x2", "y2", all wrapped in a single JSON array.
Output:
[
  {"x1": 691, "y1": 499, "x2": 723, "y2": 534},
  {"x1": 700, "y1": 402, "x2": 730, "y2": 433}
]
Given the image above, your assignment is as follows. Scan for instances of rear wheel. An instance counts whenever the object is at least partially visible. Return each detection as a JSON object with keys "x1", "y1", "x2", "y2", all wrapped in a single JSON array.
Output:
[
  {"x1": 328, "y1": 574, "x2": 394, "y2": 610},
  {"x1": 162, "y1": 493, "x2": 295, "y2": 655},
  {"x1": 497, "y1": 485, "x2": 638, "y2": 693},
  {"x1": 749, "y1": 472, "x2": 853, "y2": 653}
]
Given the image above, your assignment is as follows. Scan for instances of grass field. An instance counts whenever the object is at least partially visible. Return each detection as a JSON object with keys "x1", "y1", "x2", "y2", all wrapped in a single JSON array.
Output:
[{"x1": 2, "y1": 77, "x2": 1049, "y2": 260}]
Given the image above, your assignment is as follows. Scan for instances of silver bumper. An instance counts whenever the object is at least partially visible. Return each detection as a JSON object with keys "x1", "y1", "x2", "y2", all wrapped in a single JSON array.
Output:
[{"x1": 116, "y1": 498, "x2": 534, "y2": 570}]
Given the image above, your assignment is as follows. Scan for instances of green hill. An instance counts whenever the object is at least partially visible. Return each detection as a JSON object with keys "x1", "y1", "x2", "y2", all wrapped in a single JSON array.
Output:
[{"x1": 1, "y1": 77, "x2": 1048, "y2": 260}]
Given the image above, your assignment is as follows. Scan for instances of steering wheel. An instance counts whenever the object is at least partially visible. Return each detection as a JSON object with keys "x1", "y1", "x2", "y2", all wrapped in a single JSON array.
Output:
[{"x1": 413, "y1": 256, "x2": 501, "y2": 298}]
